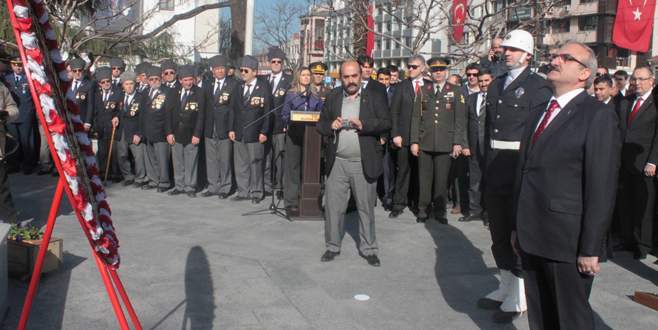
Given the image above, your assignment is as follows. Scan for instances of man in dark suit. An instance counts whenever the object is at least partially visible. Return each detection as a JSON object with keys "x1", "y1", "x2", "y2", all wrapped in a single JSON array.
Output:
[
  {"x1": 5, "y1": 57, "x2": 37, "y2": 174},
  {"x1": 616, "y1": 65, "x2": 658, "y2": 260},
  {"x1": 115, "y1": 71, "x2": 148, "y2": 187},
  {"x1": 478, "y1": 29, "x2": 553, "y2": 323},
  {"x1": 166, "y1": 65, "x2": 206, "y2": 197},
  {"x1": 317, "y1": 60, "x2": 391, "y2": 266},
  {"x1": 142, "y1": 65, "x2": 175, "y2": 192},
  {"x1": 460, "y1": 68, "x2": 493, "y2": 223},
  {"x1": 376, "y1": 67, "x2": 396, "y2": 210},
  {"x1": 514, "y1": 41, "x2": 620, "y2": 329},
  {"x1": 264, "y1": 47, "x2": 292, "y2": 197},
  {"x1": 202, "y1": 55, "x2": 239, "y2": 198},
  {"x1": 389, "y1": 54, "x2": 427, "y2": 218},
  {"x1": 109, "y1": 58, "x2": 125, "y2": 91},
  {"x1": 228, "y1": 55, "x2": 271, "y2": 204},
  {"x1": 161, "y1": 59, "x2": 180, "y2": 90},
  {"x1": 409, "y1": 57, "x2": 467, "y2": 224},
  {"x1": 87, "y1": 67, "x2": 122, "y2": 181}
]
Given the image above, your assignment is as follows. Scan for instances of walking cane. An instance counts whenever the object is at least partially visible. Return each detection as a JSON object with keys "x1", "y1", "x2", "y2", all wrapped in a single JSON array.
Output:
[{"x1": 104, "y1": 125, "x2": 117, "y2": 182}]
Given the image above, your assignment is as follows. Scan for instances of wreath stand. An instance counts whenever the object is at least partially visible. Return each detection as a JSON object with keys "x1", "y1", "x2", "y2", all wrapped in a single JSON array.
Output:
[{"x1": 6, "y1": 0, "x2": 142, "y2": 328}]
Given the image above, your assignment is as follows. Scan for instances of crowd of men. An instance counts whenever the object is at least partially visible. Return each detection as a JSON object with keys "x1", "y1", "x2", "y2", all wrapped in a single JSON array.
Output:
[{"x1": 1, "y1": 28, "x2": 657, "y2": 329}]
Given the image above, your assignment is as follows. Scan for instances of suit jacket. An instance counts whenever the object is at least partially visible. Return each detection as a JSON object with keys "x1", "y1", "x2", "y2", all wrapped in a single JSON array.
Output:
[
  {"x1": 142, "y1": 87, "x2": 175, "y2": 143},
  {"x1": 390, "y1": 78, "x2": 432, "y2": 146},
  {"x1": 514, "y1": 92, "x2": 620, "y2": 262},
  {"x1": 117, "y1": 92, "x2": 145, "y2": 141},
  {"x1": 484, "y1": 67, "x2": 552, "y2": 193},
  {"x1": 230, "y1": 79, "x2": 271, "y2": 143},
  {"x1": 87, "y1": 87, "x2": 121, "y2": 139},
  {"x1": 317, "y1": 86, "x2": 391, "y2": 183},
  {"x1": 204, "y1": 77, "x2": 240, "y2": 139},
  {"x1": 166, "y1": 85, "x2": 206, "y2": 144},
  {"x1": 70, "y1": 78, "x2": 94, "y2": 122},
  {"x1": 266, "y1": 73, "x2": 292, "y2": 134},
  {"x1": 4, "y1": 73, "x2": 35, "y2": 124},
  {"x1": 617, "y1": 90, "x2": 658, "y2": 174},
  {"x1": 467, "y1": 92, "x2": 487, "y2": 157},
  {"x1": 410, "y1": 81, "x2": 467, "y2": 152}
]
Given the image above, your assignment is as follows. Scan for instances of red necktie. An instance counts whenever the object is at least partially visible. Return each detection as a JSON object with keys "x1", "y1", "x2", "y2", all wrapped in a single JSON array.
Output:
[
  {"x1": 532, "y1": 100, "x2": 560, "y2": 144},
  {"x1": 628, "y1": 97, "x2": 644, "y2": 125},
  {"x1": 415, "y1": 80, "x2": 420, "y2": 96}
]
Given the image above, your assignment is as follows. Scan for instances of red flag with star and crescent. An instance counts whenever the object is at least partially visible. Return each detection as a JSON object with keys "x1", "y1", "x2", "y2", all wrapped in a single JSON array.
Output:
[
  {"x1": 452, "y1": 0, "x2": 467, "y2": 43},
  {"x1": 613, "y1": 0, "x2": 656, "y2": 52}
]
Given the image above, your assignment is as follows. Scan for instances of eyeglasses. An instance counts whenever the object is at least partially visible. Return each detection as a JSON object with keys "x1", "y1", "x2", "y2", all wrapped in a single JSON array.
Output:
[
  {"x1": 271, "y1": 60, "x2": 282, "y2": 64},
  {"x1": 240, "y1": 69, "x2": 251, "y2": 73},
  {"x1": 148, "y1": 77, "x2": 160, "y2": 81},
  {"x1": 100, "y1": 79, "x2": 111, "y2": 84},
  {"x1": 551, "y1": 53, "x2": 587, "y2": 68},
  {"x1": 163, "y1": 70, "x2": 175, "y2": 75},
  {"x1": 407, "y1": 64, "x2": 420, "y2": 70},
  {"x1": 633, "y1": 76, "x2": 653, "y2": 81}
]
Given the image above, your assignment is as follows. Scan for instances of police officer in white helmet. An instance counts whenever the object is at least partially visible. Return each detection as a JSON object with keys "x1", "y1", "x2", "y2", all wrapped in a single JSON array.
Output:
[{"x1": 477, "y1": 29, "x2": 553, "y2": 323}]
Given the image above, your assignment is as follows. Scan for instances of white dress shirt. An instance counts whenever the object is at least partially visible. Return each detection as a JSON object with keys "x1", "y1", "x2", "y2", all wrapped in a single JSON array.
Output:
[
  {"x1": 270, "y1": 73, "x2": 281, "y2": 92},
  {"x1": 504, "y1": 65, "x2": 527, "y2": 89},
  {"x1": 476, "y1": 92, "x2": 487, "y2": 116},
  {"x1": 534, "y1": 88, "x2": 584, "y2": 131},
  {"x1": 630, "y1": 90, "x2": 653, "y2": 113}
]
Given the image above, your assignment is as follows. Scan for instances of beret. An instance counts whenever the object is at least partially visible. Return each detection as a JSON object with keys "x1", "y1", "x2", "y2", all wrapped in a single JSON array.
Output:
[
  {"x1": 95, "y1": 67, "x2": 112, "y2": 81},
  {"x1": 109, "y1": 58, "x2": 125, "y2": 69},
  {"x1": 69, "y1": 58, "x2": 86, "y2": 70},
  {"x1": 267, "y1": 47, "x2": 286, "y2": 61},
  {"x1": 120, "y1": 71, "x2": 136, "y2": 82},
  {"x1": 135, "y1": 62, "x2": 150, "y2": 75},
  {"x1": 178, "y1": 65, "x2": 195, "y2": 78},
  {"x1": 146, "y1": 65, "x2": 162, "y2": 77},
  {"x1": 209, "y1": 55, "x2": 229, "y2": 68},
  {"x1": 240, "y1": 55, "x2": 258, "y2": 70},
  {"x1": 161, "y1": 59, "x2": 177, "y2": 71}
]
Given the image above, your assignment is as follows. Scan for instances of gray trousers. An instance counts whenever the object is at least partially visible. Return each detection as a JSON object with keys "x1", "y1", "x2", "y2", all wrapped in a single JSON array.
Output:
[
  {"x1": 234, "y1": 141, "x2": 264, "y2": 199},
  {"x1": 264, "y1": 133, "x2": 285, "y2": 193},
  {"x1": 116, "y1": 132, "x2": 147, "y2": 183},
  {"x1": 145, "y1": 141, "x2": 171, "y2": 188},
  {"x1": 172, "y1": 143, "x2": 199, "y2": 192},
  {"x1": 205, "y1": 137, "x2": 232, "y2": 194},
  {"x1": 324, "y1": 157, "x2": 378, "y2": 256},
  {"x1": 38, "y1": 124, "x2": 53, "y2": 172}
]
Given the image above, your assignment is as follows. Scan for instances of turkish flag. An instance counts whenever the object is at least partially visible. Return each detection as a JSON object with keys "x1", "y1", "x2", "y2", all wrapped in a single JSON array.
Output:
[
  {"x1": 452, "y1": 0, "x2": 467, "y2": 43},
  {"x1": 366, "y1": 4, "x2": 374, "y2": 56},
  {"x1": 613, "y1": 0, "x2": 656, "y2": 52}
]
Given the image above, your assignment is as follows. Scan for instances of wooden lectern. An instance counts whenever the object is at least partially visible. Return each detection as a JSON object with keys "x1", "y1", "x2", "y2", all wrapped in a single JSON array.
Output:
[{"x1": 290, "y1": 111, "x2": 324, "y2": 220}]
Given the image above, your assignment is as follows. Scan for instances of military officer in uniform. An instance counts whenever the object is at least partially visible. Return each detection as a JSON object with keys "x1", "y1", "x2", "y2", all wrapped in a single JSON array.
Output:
[
  {"x1": 161, "y1": 59, "x2": 180, "y2": 90},
  {"x1": 115, "y1": 71, "x2": 148, "y2": 187},
  {"x1": 87, "y1": 67, "x2": 122, "y2": 181},
  {"x1": 477, "y1": 29, "x2": 552, "y2": 323},
  {"x1": 264, "y1": 47, "x2": 292, "y2": 197},
  {"x1": 229, "y1": 55, "x2": 271, "y2": 204},
  {"x1": 409, "y1": 57, "x2": 467, "y2": 224},
  {"x1": 142, "y1": 65, "x2": 175, "y2": 192},
  {"x1": 165, "y1": 65, "x2": 205, "y2": 197},
  {"x1": 5, "y1": 57, "x2": 37, "y2": 174},
  {"x1": 203, "y1": 55, "x2": 239, "y2": 198},
  {"x1": 110, "y1": 58, "x2": 125, "y2": 91},
  {"x1": 309, "y1": 62, "x2": 329, "y2": 102}
]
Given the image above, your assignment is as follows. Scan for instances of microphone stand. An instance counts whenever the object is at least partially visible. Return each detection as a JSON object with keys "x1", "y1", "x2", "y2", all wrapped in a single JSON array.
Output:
[{"x1": 241, "y1": 101, "x2": 288, "y2": 220}]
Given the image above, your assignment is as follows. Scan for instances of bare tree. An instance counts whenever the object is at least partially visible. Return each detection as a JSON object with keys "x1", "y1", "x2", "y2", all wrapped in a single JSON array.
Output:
[{"x1": 254, "y1": 0, "x2": 306, "y2": 67}]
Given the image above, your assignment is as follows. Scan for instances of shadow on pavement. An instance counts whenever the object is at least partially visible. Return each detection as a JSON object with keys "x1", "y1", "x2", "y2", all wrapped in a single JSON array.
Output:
[
  {"x1": 610, "y1": 253, "x2": 658, "y2": 286},
  {"x1": 4, "y1": 252, "x2": 86, "y2": 329},
  {"x1": 181, "y1": 246, "x2": 215, "y2": 330},
  {"x1": 425, "y1": 220, "x2": 517, "y2": 330}
]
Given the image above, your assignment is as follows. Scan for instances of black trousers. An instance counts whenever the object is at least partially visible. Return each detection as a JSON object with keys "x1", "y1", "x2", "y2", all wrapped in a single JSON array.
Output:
[
  {"x1": 618, "y1": 170, "x2": 655, "y2": 254},
  {"x1": 377, "y1": 142, "x2": 395, "y2": 204},
  {"x1": 8, "y1": 121, "x2": 37, "y2": 171},
  {"x1": 392, "y1": 147, "x2": 418, "y2": 211},
  {"x1": 522, "y1": 252, "x2": 594, "y2": 330},
  {"x1": 468, "y1": 152, "x2": 484, "y2": 215},
  {"x1": 283, "y1": 127, "x2": 303, "y2": 208},
  {"x1": 0, "y1": 159, "x2": 16, "y2": 223},
  {"x1": 417, "y1": 151, "x2": 451, "y2": 218},
  {"x1": 448, "y1": 155, "x2": 469, "y2": 212},
  {"x1": 484, "y1": 192, "x2": 522, "y2": 275}
]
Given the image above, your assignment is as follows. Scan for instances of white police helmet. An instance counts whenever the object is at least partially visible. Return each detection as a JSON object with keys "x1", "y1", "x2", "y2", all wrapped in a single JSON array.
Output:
[{"x1": 501, "y1": 29, "x2": 534, "y2": 55}]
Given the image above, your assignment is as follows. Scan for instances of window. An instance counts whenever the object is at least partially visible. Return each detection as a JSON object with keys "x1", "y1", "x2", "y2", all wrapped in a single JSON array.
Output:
[
  {"x1": 552, "y1": 19, "x2": 570, "y2": 33},
  {"x1": 578, "y1": 15, "x2": 598, "y2": 31},
  {"x1": 159, "y1": 0, "x2": 174, "y2": 11}
]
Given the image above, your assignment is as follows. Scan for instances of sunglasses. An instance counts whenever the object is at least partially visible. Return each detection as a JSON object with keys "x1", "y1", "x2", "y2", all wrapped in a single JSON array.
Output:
[
  {"x1": 72, "y1": 69, "x2": 83, "y2": 73},
  {"x1": 163, "y1": 70, "x2": 175, "y2": 75},
  {"x1": 407, "y1": 64, "x2": 420, "y2": 70},
  {"x1": 551, "y1": 53, "x2": 587, "y2": 68},
  {"x1": 240, "y1": 69, "x2": 251, "y2": 73},
  {"x1": 466, "y1": 73, "x2": 478, "y2": 77},
  {"x1": 271, "y1": 60, "x2": 282, "y2": 64},
  {"x1": 100, "y1": 79, "x2": 111, "y2": 84}
]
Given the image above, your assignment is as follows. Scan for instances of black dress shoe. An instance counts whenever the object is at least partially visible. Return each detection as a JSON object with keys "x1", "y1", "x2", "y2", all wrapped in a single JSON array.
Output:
[
  {"x1": 459, "y1": 214, "x2": 482, "y2": 222},
  {"x1": 389, "y1": 210, "x2": 403, "y2": 218},
  {"x1": 231, "y1": 195, "x2": 249, "y2": 201},
  {"x1": 187, "y1": 192, "x2": 197, "y2": 198},
  {"x1": 133, "y1": 181, "x2": 146, "y2": 188},
  {"x1": 142, "y1": 184, "x2": 156, "y2": 190},
  {"x1": 157, "y1": 187, "x2": 169, "y2": 193},
  {"x1": 476, "y1": 297, "x2": 502, "y2": 310},
  {"x1": 251, "y1": 197, "x2": 262, "y2": 204},
  {"x1": 493, "y1": 310, "x2": 523, "y2": 323},
  {"x1": 321, "y1": 250, "x2": 340, "y2": 262},
  {"x1": 416, "y1": 216, "x2": 427, "y2": 223},
  {"x1": 218, "y1": 193, "x2": 229, "y2": 199},
  {"x1": 286, "y1": 206, "x2": 299, "y2": 218},
  {"x1": 123, "y1": 179, "x2": 134, "y2": 186},
  {"x1": 200, "y1": 191, "x2": 216, "y2": 197},
  {"x1": 275, "y1": 190, "x2": 284, "y2": 199},
  {"x1": 37, "y1": 169, "x2": 51, "y2": 175},
  {"x1": 364, "y1": 255, "x2": 381, "y2": 267},
  {"x1": 634, "y1": 250, "x2": 647, "y2": 260},
  {"x1": 168, "y1": 189, "x2": 183, "y2": 196}
]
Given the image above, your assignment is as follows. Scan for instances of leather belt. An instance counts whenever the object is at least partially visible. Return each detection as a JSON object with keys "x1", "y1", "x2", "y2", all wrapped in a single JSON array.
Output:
[{"x1": 491, "y1": 139, "x2": 520, "y2": 150}]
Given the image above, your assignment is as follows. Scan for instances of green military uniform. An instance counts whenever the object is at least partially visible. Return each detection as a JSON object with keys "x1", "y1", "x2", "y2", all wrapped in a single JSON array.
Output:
[
  {"x1": 410, "y1": 58, "x2": 466, "y2": 222},
  {"x1": 310, "y1": 62, "x2": 330, "y2": 102}
]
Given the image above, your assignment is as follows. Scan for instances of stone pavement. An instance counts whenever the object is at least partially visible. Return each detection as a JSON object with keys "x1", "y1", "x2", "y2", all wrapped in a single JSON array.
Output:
[{"x1": 2, "y1": 173, "x2": 658, "y2": 329}]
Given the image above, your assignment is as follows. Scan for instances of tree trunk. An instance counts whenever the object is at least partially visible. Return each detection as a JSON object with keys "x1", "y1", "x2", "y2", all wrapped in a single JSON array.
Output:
[{"x1": 230, "y1": 0, "x2": 246, "y2": 63}]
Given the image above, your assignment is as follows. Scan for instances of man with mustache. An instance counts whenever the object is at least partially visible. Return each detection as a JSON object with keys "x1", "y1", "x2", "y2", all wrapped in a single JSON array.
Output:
[{"x1": 317, "y1": 60, "x2": 391, "y2": 266}]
